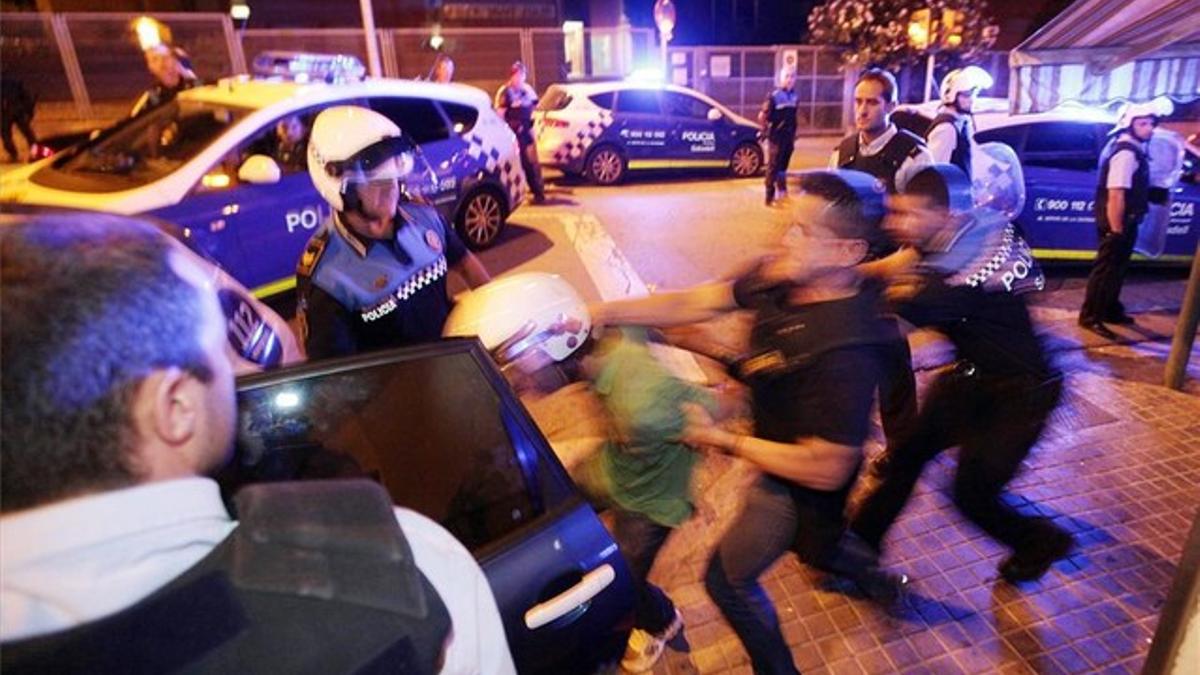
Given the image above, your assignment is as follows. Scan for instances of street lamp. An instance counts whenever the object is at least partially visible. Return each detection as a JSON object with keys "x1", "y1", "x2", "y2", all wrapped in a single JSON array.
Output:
[
  {"x1": 653, "y1": 0, "x2": 676, "y2": 75},
  {"x1": 908, "y1": 7, "x2": 963, "y2": 102}
]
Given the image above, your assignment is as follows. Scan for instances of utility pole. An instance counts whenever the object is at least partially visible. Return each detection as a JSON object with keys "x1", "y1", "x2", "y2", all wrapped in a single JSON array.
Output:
[{"x1": 1165, "y1": 241, "x2": 1200, "y2": 390}]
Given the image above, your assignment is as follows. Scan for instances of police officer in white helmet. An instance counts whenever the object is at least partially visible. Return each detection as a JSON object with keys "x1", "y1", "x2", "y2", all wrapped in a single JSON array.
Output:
[
  {"x1": 1078, "y1": 97, "x2": 1174, "y2": 338},
  {"x1": 927, "y1": 65, "x2": 993, "y2": 180},
  {"x1": 296, "y1": 106, "x2": 491, "y2": 360}
]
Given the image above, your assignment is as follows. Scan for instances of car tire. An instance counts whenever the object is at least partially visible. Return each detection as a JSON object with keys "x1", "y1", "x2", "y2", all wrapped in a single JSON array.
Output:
[
  {"x1": 585, "y1": 145, "x2": 626, "y2": 186},
  {"x1": 456, "y1": 187, "x2": 508, "y2": 250},
  {"x1": 730, "y1": 142, "x2": 763, "y2": 178}
]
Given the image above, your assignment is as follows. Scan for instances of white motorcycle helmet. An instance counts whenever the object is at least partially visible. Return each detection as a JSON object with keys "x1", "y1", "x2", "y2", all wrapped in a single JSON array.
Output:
[
  {"x1": 939, "y1": 66, "x2": 993, "y2": 106},
  {"x1": 1113, "y1": 96, "x2": 1174, "y2": 133},
  {"x1": 444, "y1": 272, "x2": 591, "y2": 368},
  {"x1": 306, "y1": 105, "x2": 418, "y2": 213}
]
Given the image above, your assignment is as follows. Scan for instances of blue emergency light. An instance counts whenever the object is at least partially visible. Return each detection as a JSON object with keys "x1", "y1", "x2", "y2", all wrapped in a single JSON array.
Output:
[{"x1": 251, "y1": 51, "x2": 366, "y2": 84}]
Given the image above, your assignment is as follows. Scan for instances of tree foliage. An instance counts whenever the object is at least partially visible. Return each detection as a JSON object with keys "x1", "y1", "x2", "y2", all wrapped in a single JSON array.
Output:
[{"x1": 807, "y1": 0, "x2": 999, "y2": 69}]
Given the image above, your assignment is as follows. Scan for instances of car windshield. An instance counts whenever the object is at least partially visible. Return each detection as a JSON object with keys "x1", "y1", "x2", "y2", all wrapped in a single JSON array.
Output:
[{"x1": 37, "y1": 99, "x2": 251, "y2": 191}]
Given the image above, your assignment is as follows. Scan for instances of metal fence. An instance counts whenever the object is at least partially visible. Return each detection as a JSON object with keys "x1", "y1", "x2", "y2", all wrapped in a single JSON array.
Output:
[{"x1": 667, "y1": 44, "x2": 851, "y2": 134}]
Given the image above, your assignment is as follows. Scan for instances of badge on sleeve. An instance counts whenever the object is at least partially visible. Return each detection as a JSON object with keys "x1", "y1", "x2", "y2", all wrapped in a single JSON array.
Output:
[{"x1": 424, "y1": 228, "x2": 443, "y2": 252}]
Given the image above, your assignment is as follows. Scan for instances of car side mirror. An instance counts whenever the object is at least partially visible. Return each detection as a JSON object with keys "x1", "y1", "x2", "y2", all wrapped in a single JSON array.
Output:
[
  {"x1": 238, "y1": 154, "x2": 282, "y2": 185},
  {"x1": 707, "y1": 108, "x2": 723, "y2": 122}
]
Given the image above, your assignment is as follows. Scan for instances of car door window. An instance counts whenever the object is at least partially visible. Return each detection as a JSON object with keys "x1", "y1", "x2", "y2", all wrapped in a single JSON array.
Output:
[
  {"x1": 439, "y1": 101, "x2": 479, "y2": 135},
  {"x1": 662, "y1": 91, "x2": 710, "y2": 120},
  {"x1": 226, "y1": 349, "x2": 576, "y2": 552},
  {"x1": 370, "y1": 97, "x2": 450, "y2": 144},
  {"x1": 615, "y1": 89, "x2": 661, "y2": 115},
  {"x1": 976, "y1": 124, "x2": 1027, "y2": 152},
  {"x1": 588, "y1": 91, "x2": 615, "y2": 110},
  {"x1": 1021, "y1": 122, "x2": 1101, "y2": 171},
  {"x1": 198, "y1": 107, "x2": 322, "y2": 192}
]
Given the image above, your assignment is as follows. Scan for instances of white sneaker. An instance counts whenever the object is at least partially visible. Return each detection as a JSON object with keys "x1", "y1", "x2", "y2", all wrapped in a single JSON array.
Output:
[{"x1": 620, "y1": 609, "x2": 683, "y2": 673}]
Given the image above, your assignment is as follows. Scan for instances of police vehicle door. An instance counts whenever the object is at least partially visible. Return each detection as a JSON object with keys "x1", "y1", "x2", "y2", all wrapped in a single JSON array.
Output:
[
  {"x1": 612, "y1": 88, "x2": 668, "y2": 164},
  {"x1": 220, "y1": 110, "x2": 328, "y2": 294},
  {"x1": 661, "y1": 90, "x2": 723, "y2": 167}
]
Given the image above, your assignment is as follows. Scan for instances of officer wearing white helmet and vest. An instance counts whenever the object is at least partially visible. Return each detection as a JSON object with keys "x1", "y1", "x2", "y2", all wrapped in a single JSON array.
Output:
[
  {"x1": 927, "y1": 65, "x2": 993, "y2": 180},
  {"x1": 296, "y1": 106, "x2": 491, "y2": 360},
  {"x1": 1078, "y1": 97, "x2": 1174, "y2": 339}
]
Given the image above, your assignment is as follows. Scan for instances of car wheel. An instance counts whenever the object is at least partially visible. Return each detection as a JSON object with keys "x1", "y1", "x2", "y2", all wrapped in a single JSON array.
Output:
[
  {"x1": 730, "y1": 142, "x2": 763, "y2": 178},
  {"x1": 456, "y1": 187, "x2": 507, "y2": 250},
  {"x1": 586, "y1": 145, "x2": 626, "y2": 186}
]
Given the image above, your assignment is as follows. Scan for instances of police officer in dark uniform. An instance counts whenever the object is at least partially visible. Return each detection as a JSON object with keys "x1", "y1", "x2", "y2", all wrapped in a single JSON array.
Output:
[
  {"x1": 1078, "y1": 100, "x2": 1169, "y2": 338},
  {"x1": 926, "y1": 66, "x2": 992, "y2": 181},
  {"x1": 758, "y1": 65, "x2": 798, "y2": 206},
  {"x1": 851, "y1": 164, "x2": 1074, "y2": 585},
  {"x1": 494, "y1": 61, "x2": 546, "y2": 204},
  {"x1": 832, "y1": 68, "x2": 934, "y2": 195},
  {"x1": 296, "y1": 106, "x2": 491, "y2": 361}
]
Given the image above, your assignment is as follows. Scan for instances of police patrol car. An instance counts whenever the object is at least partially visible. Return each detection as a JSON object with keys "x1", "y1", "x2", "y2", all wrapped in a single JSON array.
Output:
[
  {"x1": 0, "y1": 52, "x2": 527, "y2": 303},
  {"x1": 534, "y1": 80, "x2": 764, "y2": 185},
  {"x1": 894, "y1": 98, "x2": 1200, "y2": 262}
]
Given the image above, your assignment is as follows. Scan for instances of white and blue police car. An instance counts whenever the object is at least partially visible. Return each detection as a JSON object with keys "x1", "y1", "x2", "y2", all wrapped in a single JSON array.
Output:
[
  {"x1": 894, "y1": 98, "x2": 1200, "y2": 262},
  {"x1": 534, "y1": 79, "x2": 764, "y2": 185},
  {"x1": 0, "y1": 53, "x2": 527, "y2": 304}
]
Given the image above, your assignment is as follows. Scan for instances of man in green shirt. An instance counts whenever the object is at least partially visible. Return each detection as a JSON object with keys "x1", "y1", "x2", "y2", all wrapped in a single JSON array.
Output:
[{"x1": 576, "y1": 327, "x2": 720, "y2": 673}]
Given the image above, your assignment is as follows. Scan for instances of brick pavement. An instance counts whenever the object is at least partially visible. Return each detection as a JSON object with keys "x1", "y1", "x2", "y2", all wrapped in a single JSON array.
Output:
[{"x1": 526, "y1": 271, "x2": 1200, "y2": 674}]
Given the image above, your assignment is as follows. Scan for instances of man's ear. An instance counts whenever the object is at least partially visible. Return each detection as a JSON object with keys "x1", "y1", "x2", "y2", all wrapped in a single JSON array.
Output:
[
  {"x1": 146, "y1": 367, "x2": 200, "y2": 447},
  {"x1": 845, "y1": 239, "x2": 869, "y2": 266}
]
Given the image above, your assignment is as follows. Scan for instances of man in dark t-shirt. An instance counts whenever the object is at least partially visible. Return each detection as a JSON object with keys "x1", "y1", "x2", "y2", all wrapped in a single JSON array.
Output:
[
  {"x1": 594, "y1": 170, "x2": 905, "y2": 674},
  {"x1": 851, "y1": 165, "x2": 1073, "y2": 585}
]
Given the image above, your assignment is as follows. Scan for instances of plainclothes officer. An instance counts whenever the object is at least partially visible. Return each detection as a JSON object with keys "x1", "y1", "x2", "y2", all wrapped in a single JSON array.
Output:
[
  {"x1": 594, "y1": 170, "x2": 907, "y2": 674},
  {"x1": 758, "y1": 65, "x2": 799, "y2": 206},
  {"x1": 0, "y1": 211, "x2": 515, "y2": 673},
  {"x1": 927, "y1": 66, "x2": 993, "y2": 180},
  {"x1": 1078, "y1": 98, "x2": 1173, "y2": 338},
  {"x1": 851, "y1": 164, "x2": 1073, "y2": 585},
  {"x1": 831, "y1": 68, "x2": 934, "y2": 194},
  {"x1": 297, "y1": 106, "x2": 491, "y2": 360},
  {"x1": 494, "y1": 61, "x2": 546, "y2": 204},
  {"x1": 131, "y1": 43, "x2": 199, "y2": 117},
  {"x1": 830, "y1": 67, "x2": 932, "y2": 476}
]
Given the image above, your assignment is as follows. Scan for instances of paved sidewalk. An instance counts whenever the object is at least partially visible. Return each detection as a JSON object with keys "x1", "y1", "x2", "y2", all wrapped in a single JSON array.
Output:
[{"x1": 527, "y1": 271, "x2": 1200, "y2": 674}]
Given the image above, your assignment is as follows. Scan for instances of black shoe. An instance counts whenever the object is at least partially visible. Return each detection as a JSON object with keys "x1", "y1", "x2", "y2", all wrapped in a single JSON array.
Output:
[
  {"x1": 1104, "y1": 313, "x2": 1136, "y2": 325},
  {"x1": 999, "y1": 528, "x2": 1074, "y2": 584},
  {"x1": 1078, "y1": 319, "x2": 1117, "y2": 340},
  {"x1": 855, "y1": 568, "x2": 909, "y2": 606},
  {"x1": 531, "y1": 194, "x2": 546, "y2": 205}
]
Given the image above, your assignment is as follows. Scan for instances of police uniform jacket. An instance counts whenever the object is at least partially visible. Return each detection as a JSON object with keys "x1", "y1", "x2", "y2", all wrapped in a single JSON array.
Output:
[
  {"x1": 831, "y1": 124, "x2": 933, "y2": 194},
  {"x1": 494, "y1": 83, "x2": 539, "y2": 143},
  {"x1": 760, "y1": 88, "x2": 799, "y2": 143},
  {"x1": 926, "y1": 106, "x2": 974, "y2": 180},
  {"x1": 297, "y1": 202, "x2": 468, "y2": 360},
  {"x1": 1095, "y1": 133, "x2": 1150, "y2": 235}
]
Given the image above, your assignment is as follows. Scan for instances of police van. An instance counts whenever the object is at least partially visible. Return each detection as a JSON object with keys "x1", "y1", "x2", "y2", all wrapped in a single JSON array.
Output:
[
  {"x1": 0, "y1": 53, "x2": 527, "y2": 304},
  {"x1": 894, "y1": 99, "x2": 1200, "y2": 262},
  {"x1": 534, "y1": 80, "x2": 764, "y2": 185}
]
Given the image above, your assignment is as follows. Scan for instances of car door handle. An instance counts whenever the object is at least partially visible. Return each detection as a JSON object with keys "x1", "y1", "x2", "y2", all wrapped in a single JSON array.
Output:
[{"x1": 523, "y1": 563, "x2": 615, "y2": 630}]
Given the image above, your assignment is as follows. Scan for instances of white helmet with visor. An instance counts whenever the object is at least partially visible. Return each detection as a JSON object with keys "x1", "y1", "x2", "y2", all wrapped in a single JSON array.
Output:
[{"x1": 307, "y1": 106, "x2": 419, "y2": 212}]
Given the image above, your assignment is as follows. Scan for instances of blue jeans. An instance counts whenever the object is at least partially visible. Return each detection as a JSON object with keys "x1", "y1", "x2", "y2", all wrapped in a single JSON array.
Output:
[
  {"x1": 705, "y1": 475, "x2": 810, "y2": 675},
  {"x1": 612, "y1": 509, "x2": 677, "y2": 634}
]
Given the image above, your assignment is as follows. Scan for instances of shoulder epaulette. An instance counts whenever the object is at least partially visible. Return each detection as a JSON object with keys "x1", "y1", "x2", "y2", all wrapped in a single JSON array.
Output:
[{"x1": 297, "y1": 229, "x2": 330, "y2": 278}]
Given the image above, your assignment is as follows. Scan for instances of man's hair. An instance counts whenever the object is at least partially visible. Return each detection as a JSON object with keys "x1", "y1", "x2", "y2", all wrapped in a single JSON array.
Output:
[
  {"x1": 905, "y1": 165, "x2": 972, "y2": 212},
  {"x1": 856, "y1": 68, "x2": 898, "y2": 104},
  {"x1": 1, "y1": 212, "x2": 214, "y2": 512},
  {"x1": 787, "y1": 170, "x2": 887, "y2": 238}
]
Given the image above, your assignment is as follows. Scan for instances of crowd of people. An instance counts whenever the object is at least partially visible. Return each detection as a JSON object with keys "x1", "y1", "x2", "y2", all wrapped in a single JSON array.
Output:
[{"x1": 0, "y1": 26, "x2": 1180, "y2": 673}]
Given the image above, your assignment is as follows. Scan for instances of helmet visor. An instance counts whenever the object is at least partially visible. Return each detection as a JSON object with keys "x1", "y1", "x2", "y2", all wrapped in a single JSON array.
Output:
[{"x1": 327, "y1": 135, "x2": 418, "y2": 185}]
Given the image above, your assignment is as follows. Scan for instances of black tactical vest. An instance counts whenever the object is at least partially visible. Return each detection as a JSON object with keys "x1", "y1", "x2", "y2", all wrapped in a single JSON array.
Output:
[
  {"x1": 1095, "y1": 137, "x2": 1150, "y2": 234},
  {"x1": 928, "y1": 113, "x2": 972, "y2": 180},
  {"x1": 1, "y1": 481, "x2": 453, "y2": 675},
  {"x1": 837, "y1": 128, "x2": 926, "y2": 194}
]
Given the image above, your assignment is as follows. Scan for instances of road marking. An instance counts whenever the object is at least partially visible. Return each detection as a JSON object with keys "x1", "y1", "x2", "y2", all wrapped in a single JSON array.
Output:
[{"x1": 559, "y1": 211, "x2": 707, "y2": 383}]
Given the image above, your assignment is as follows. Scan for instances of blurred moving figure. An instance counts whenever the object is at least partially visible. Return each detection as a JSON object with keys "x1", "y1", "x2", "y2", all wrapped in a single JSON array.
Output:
[
  {"x1": 594, "y1": 170, "x2": 907, "y2": 674},
  {"x1": 851, "y1": 164, "x2": 1073, "y2": 585}
]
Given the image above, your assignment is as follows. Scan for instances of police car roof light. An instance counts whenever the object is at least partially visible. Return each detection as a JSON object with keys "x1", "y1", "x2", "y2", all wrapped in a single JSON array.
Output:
[
  {"x1": 252, "y1": 51, "x2": 366, "y2": 84},
  {"x1": 625, "y1": 68, "x2": 665, "y2": 84}
]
